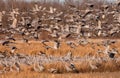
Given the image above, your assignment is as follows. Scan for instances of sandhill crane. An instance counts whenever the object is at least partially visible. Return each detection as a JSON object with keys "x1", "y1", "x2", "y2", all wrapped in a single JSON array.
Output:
[
  {"x1": 31, "y1": 17, "x2": 39, "y2": 27},
  {"x1": 64, "y1": 63, "x2": 79, "y2": 73},
  {"x1": 79, "y1": 38, "x2": 89, "y2": 45},
  {"x1": 108, "y1": 48, "x2": 119, "y2": 58},
  {"x1": 102, "y1": 41, "x2": 118, "y2": 58},
  {"x1": 97, "y1": 20, "x2": 102, "y2": 36},
  {"x1": 42, "y1": 7, "x2": 46, "y2": 11},
  {"x1": 12, "y1": 8, "x2": 19, "y2": 15},
  {"x1": 89, "y1": 61, "x2": 98, "y2": 70},
  {"x1": 108, "y1": 51, "x2": 115, "y2": 58},
  {"x1": 104, "y1": 45, "x2": 110, "y2": 54},
  {"x1": 48, "y1": 7, "x2": 56, "y2": 14},
  {"x1": 76, "y1": 24, "x2": 81, "y2": 34},
  {"x1": 40, "y1": 40, "x2": 51, "y2": 49},
  {"x1": 49, "y1": 7, "x2": 54, "y2": 13},
  {"x1": 22, "y1": 38, "x2": 29, "y2": 43},
  {"x1": 41, "y1": 40, "x2": 60, "y2": 50},
  {"x1": 63, "y1": 52, "x2": 72, "y2": 61},
  {"x1": 102, "y1": 14, "x2": 105, "y2": 19},
  {"x1": 116, "y1": 1, "x2": 120, "y2": 7},
  {"x1": 33, "y1": 32, "x2": 39, "y2": 40},
  {"x1": 0, "y1": 52, "x2": 5, "y2": 58},
  {"x1": 64, "y1": 25, "x2": 70, "y2": 33},
  {"x1": 16, "y1": 53, "x2": 26, "y2": 58},
  {"x1": 40, "y1": 40, "x2": 49, "y2": 44},
  {"x1": 0, "y1": 12, "x2": 3, "y2": 23},
  {"x1": 96, "y1": 49, "x2": 103, "y2": 56},
  {"x1": 2, "y1": 40, "x2": 11, "y2": 46},
  {"x1": 66, "y1": 41, "x2": 78, "y2": 48},
  {"x1": 38, "y1": 51, "x2": 46, "y2": 56},
  {"x1": 33, "y1": 63, "x2": 45, "y2": 72},
  {"x1": 98, "y1": 20, "x2": 102, "y2": 29},
  {"x1": 20, "y1": 17, "x2": 25, "y2": 26},
  {"x1": 117, "y1": 14, "x2": 120, "y2": 23},
  {"x1": 10, "y1": 46, "x2": 17, "y2": 54},
  {"x1": 83, "y1": 9, "x2": 92, "y2": 18},
  {"x1": 87, "y1": 3, "x2": 94, "y2": 8},
  {"x1": 9, "y1": 8, "x2": 19, "y2": 28},
  {"x1": 50, "y1": 30, "x2": 59, "y2": 38},
  {"x1": 33, "y1": 3, "x2": 40, "y2": 12},
  {"x1": 22, "y1": 37, "x2": 30, "y2": 45},
  {"x1": 48, "y1": 68, "x2": 59, "y2": 73},
  {"x1": 102, "y1": 40, "x2": 116, "y2": 47},
  {"x1": 11, "y1": 17, "x2": 17, "y2": 28},
  {"x1": 88, "y1": 56, "x2": 101, "y2": 70},
  {"x1": 53, "y1": 40, "x2": 60, "y2": 50},
  {"x1": 97, "y1": 29, "x2": 102, "y2": 37},
  {"x1": 5, "y1": 35, "x2": 16, "y2": 41},
  {"x1": 14, "y1": 61, "x2": 21, "y2": 72}
]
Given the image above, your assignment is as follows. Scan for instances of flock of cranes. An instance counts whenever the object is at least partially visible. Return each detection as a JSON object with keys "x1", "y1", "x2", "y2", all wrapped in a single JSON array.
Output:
[
  {"x1": 0, "y1": 1, "x2": 120, "y2": 40},
  {"x1": 0, "y1": 1, "x2": 120, "y2": 74},
  {"x1": 0, "y1": 39, "x2": 119, "y2": 73}
]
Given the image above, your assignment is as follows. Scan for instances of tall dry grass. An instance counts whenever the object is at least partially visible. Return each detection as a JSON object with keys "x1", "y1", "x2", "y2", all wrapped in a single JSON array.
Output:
[{"x1": 0, "y1": 39, "x2": 119, "y2": 56}]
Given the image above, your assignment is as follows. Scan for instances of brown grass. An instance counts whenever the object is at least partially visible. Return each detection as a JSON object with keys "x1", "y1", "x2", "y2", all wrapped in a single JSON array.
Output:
[
  {"x1": 0, "y1": 71, "x2": 120, "y2": 78},
  {"x1": 0, "y1": 39, "x2": 119, "y2": 57}
]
